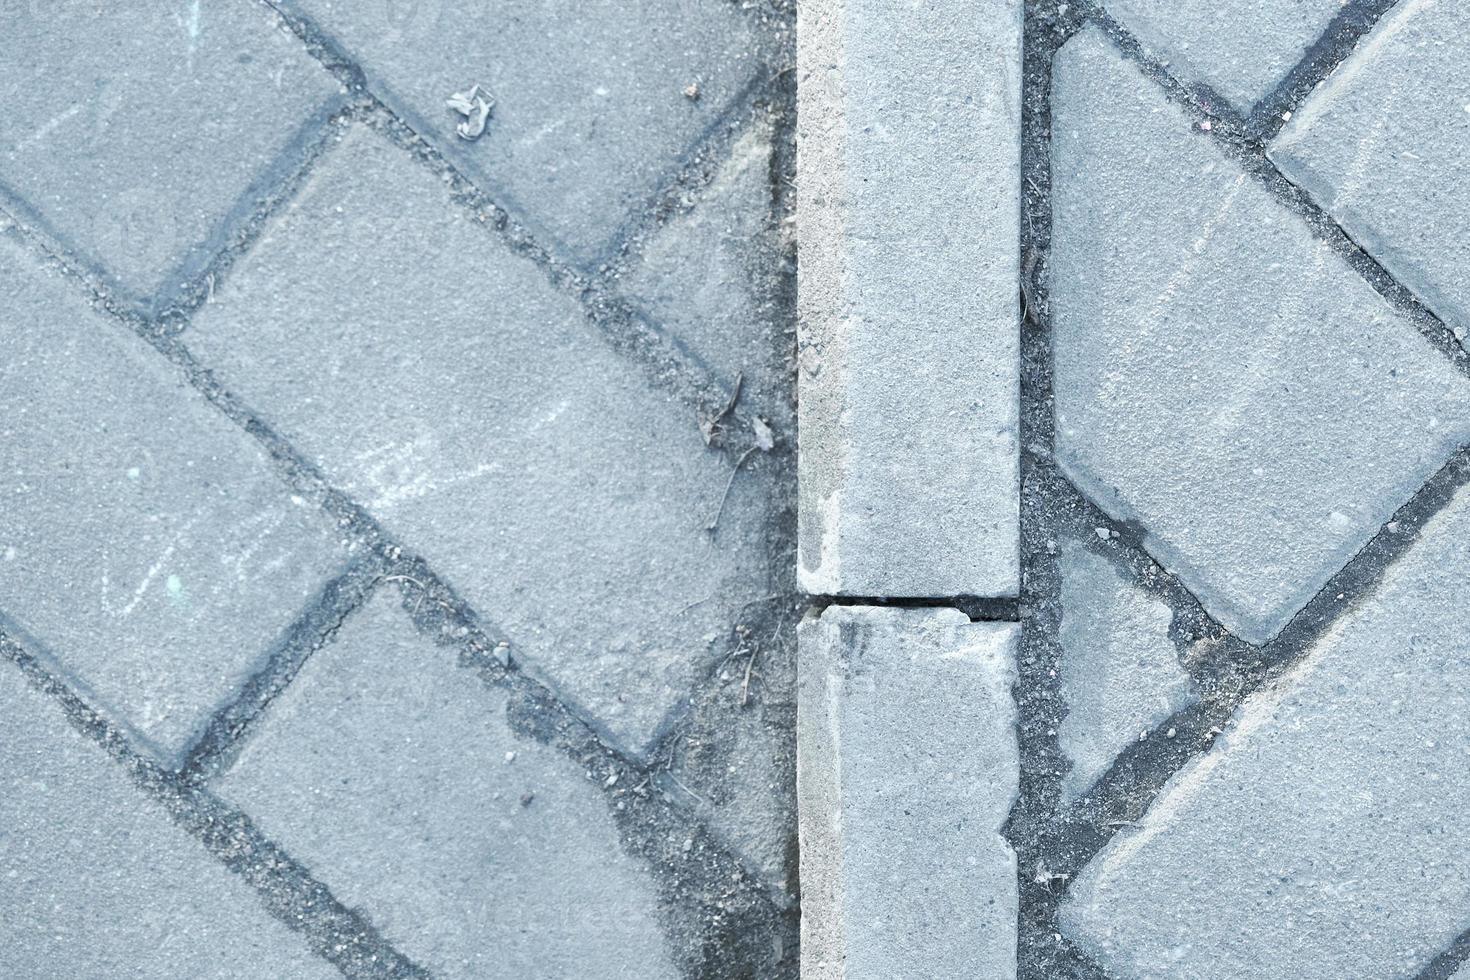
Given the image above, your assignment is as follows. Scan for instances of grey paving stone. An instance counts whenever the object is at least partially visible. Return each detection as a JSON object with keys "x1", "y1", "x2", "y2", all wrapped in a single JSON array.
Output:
[
  {"x1": 282, "y1": 0, "x2": 762, "y2": 263},
  {"x1": 0, "y1": 1, "x2": 339, "y2": 305},
  {"x1": 624, "y1": 117, "x2": 792, "y2": 429},
  {"x1": 1057, "y1": 539, "x2": 1195, "y2": 802},
  {"x1": 0, "y1": 659, "x2": 335, "y2": 980},
  {"x1": 1269, "y1": 0, "x2": 1470, "y2": 343},
  {"x1": 215, "y1": 591, "x2": 678, "y2": 980},
  {"x1": 1050, "y1": 28, "x2": 1470, "y2": 645},
  {"x1": 797, "y1": 0, "x2": 1021, "y2": 598},
  {"x1": 188, "y1": 123, "x2": 774, "y2": 760},
  {"x1": 0, "y1": 225, "x2": 346, "y2": 767},
  {"x1": 657, "y1": 609, "x2": 798, "y2": 900},
  {"x1": 797, "y1": 606, "x2": 1018, "y2": 979},
  {"x1": 1061, "y1": 479, "x2": 1470, "y2": 980},
  {"x1": 1101, "y1": 0, "x2": 1342, "y2": 114}
]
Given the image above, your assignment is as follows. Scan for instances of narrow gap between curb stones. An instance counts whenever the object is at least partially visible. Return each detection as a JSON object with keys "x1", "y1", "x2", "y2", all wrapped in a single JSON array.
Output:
[
  {"x1": 1012, "y1": 3, "x2": 1470, "y2": 978},
  {"x1": 813, "y1": 595, "x2": 1021, "y2": 623}
]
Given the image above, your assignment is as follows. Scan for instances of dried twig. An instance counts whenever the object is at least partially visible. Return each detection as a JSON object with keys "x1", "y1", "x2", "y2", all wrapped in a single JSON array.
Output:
[{"x1": 704, "y1": 446, "x2": 757, "y2": 532}]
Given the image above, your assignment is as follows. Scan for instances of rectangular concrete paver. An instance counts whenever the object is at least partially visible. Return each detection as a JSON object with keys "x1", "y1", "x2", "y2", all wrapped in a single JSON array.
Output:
[
  {"x1": 187, "y1": 123, "x2": 773, "y2": 761},
  {"x1": 216, "y1": 591, "x2": 678, "y2": 980},
  {"x1": 283, "y1": 0, "x2": 763, "y2": 262},
  {"x1": 1058, "y1": 538, "x2": 1195, "y2": 802},
  {"x1": 1062, "y1": 480, "x2": 1470, "y2": 980},
  {"x1": 796, "y1": 0, "x2": 1021, "y2": 599},
  {"x1": 1269, "y1": 0, "x2": 1470, "y2": 343},
  {"x1": 0, "y1": 225, "x2": 347, "y2": 767},
  {"x1": 1100, "y1": 0, "x2": 1342, "y2": 114},
  {"x1": 0, "y1": 659, "x2": 335, "y2": 980},
  {"x1": 797, "y1": 606, "x2": 1019, "y2": 979},
  {"x1": 0, "y1": 1, "x2": 339, "y2": 305},
  {"x1": 1050, "y1": 28, "x2": 1470, "y2": 645},
  {"x1": 624, "y1": 118, "x2": 792, "y2": 429}
]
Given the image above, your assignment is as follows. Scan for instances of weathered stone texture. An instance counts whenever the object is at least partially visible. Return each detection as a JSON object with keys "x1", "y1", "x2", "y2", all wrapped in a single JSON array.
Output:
[
  {"x1": 1058, "y1": 540, "x2": 1196, "y2": 801},
  {"x1": 188, "y1": 124, "x2": 773, "y2": 759},
  {"x1": 1051, "y1": 28, "x2": 1470, "y2": 645},
  {"x1": 798, "y1": 606, "x2": 1018, "y2": 979},
  {"x1": 1101, "y1": 0, "x2": 1342, "y2": 113},
  {"x1": 797, "y1": 0, "x2": 1021, "y2": 598},
  {"x1": 1063, "y1": 480, "x2": 1470, "y2": 980},
  {"x1": 0, "y1": 660, "x2": 335, "y2": 979},
  {"x1": 0, "y1": 226, "x2": 346, "y2": 767},
  {"x1": 282, "y1": 0, "x2": 763, "y2": 261},
  {"x1": 216, "y1": 592, "x2": 678, "y2": 980},
  {"x1": 1271, "y1": 0, "x2": 1470, "y2": 342},
  {"x1": 0, "y1": 1, "x2": 338, "y2": 303}
]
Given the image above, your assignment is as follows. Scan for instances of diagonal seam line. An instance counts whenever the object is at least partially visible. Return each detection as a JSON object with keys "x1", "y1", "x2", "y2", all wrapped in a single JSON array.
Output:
[
  {"x1": 252, "y1": 0, "x2": 783, "y2": 445},
  {"x1": 1078, "y1": 0, "x2": 1470, "y2": 387},
  {"x1": 1037, "y1": 444, "x2": 1470, "y2": 879},
  {"x1": 0, "y1": 634, "x2": 433, "y2": 980}
]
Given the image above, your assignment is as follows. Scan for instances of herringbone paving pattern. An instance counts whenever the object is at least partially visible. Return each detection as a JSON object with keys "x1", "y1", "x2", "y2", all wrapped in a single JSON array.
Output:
[
  {"x1": 1017, "y1": 2, "x2": 1470, "y2": 978},
  {"x1": 0, "y1": 2, "x2": 797, "y2": 977}
]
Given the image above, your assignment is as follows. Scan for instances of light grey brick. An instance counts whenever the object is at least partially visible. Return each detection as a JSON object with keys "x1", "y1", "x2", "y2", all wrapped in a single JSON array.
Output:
[
  {"x1": 216, "y1": 592, "x2": 678, "y2": 980},
  {"x1": 1061, "y1": 479, "x2": 1470, "y2": 980},
  {"x1": 188, "y1": 124, "x2": 773, "y2": 759},
  {"x1": 797, "y1": 0, "x2": 1021, "y2": 598},
  {"x1": 0, "y1": 659, "x2": 335, "y2": 980},
  {"x1": 1058, "y1": 539, "x2": 1195, "y2": 802},
  {"x1": 1270, "y1": 0, "x2": 1470, "y2": 342},
  {"x1": 282, "y1": 0, "x2": 761, "y2": 262},
  {"x1": 1050, "y1": 29, "x2": 1470, "y2": 645},
  {"x1": 0, "y1": 226, "x2": 346, "y2": 767},
  {"x1": 797, "y1": 606, "x2": 1018, "y2": 980},
  {"x1": 624, "y1": 118, "x2": 792, "y2": 429},
  {"x1": 0, "y1": 1, "x2": 338, "y2": 305},
  {"x1": 1101, "y1": 0, "x2": 1342, "y2": 114}
]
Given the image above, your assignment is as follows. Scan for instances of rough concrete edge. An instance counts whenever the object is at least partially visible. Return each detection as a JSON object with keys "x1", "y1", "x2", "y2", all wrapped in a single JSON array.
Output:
[
  {"x1": 794, "y1": 0, "x2": 1023, "y2": 600},
  {"x1": 795, "y1": 606, "x2": 1021, "y2": 978},
  {"x1": 1011, "y1": 3, "x2": 1470, "y2": 977}
]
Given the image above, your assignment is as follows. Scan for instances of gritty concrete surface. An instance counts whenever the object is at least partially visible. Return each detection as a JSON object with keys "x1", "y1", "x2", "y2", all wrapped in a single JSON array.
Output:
[
  {"x1": 188, "y1": 122, "x2": 776, "y2": 761},
  {"x1": 0, "y1": 659, "x2": 335, "y2": 980},
  {"x1": 1057, "y1": 538, "x2": 1195, "y2": 802},
  {"x1": 624, "y1": 119, "x2": 794, "y2": 429},
  {"x1": 1062, "y1": 479, "x2": 1470, "y2": 980},
  {"x1": 1270, "y1": 0, "x2": 1470, "y2": 342},
  {"x1": 0, "y1": 0, "x2": 798, "y2": 974},
  {"x1": 655, "y1": 608, "x2": 800, "y2": 902},
  {"x1": 797, "y1": 606, "x2": 1019, "y2": 979},
  {"x1": 0, "y1": 1, "x2": 339, "y2": 308},
  {"x1": 217, "y1": 593, "x2": 679, "y2": 980},
  {"x1": 1050, "y1": 26, "x2": 1470, "y2": 646},
  {"x1": 0, "y1": 226, "x2": 346, "y2": 768},
  {"x1": 796, "y1": 0, "x2": 1021, "y2": 599},
  {"x1": 1099, "y1": 0, "x2": 1342, "y2": 114},
  {"x1": 279, "y1": 0, "x2": 764, "y2": 263}
]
